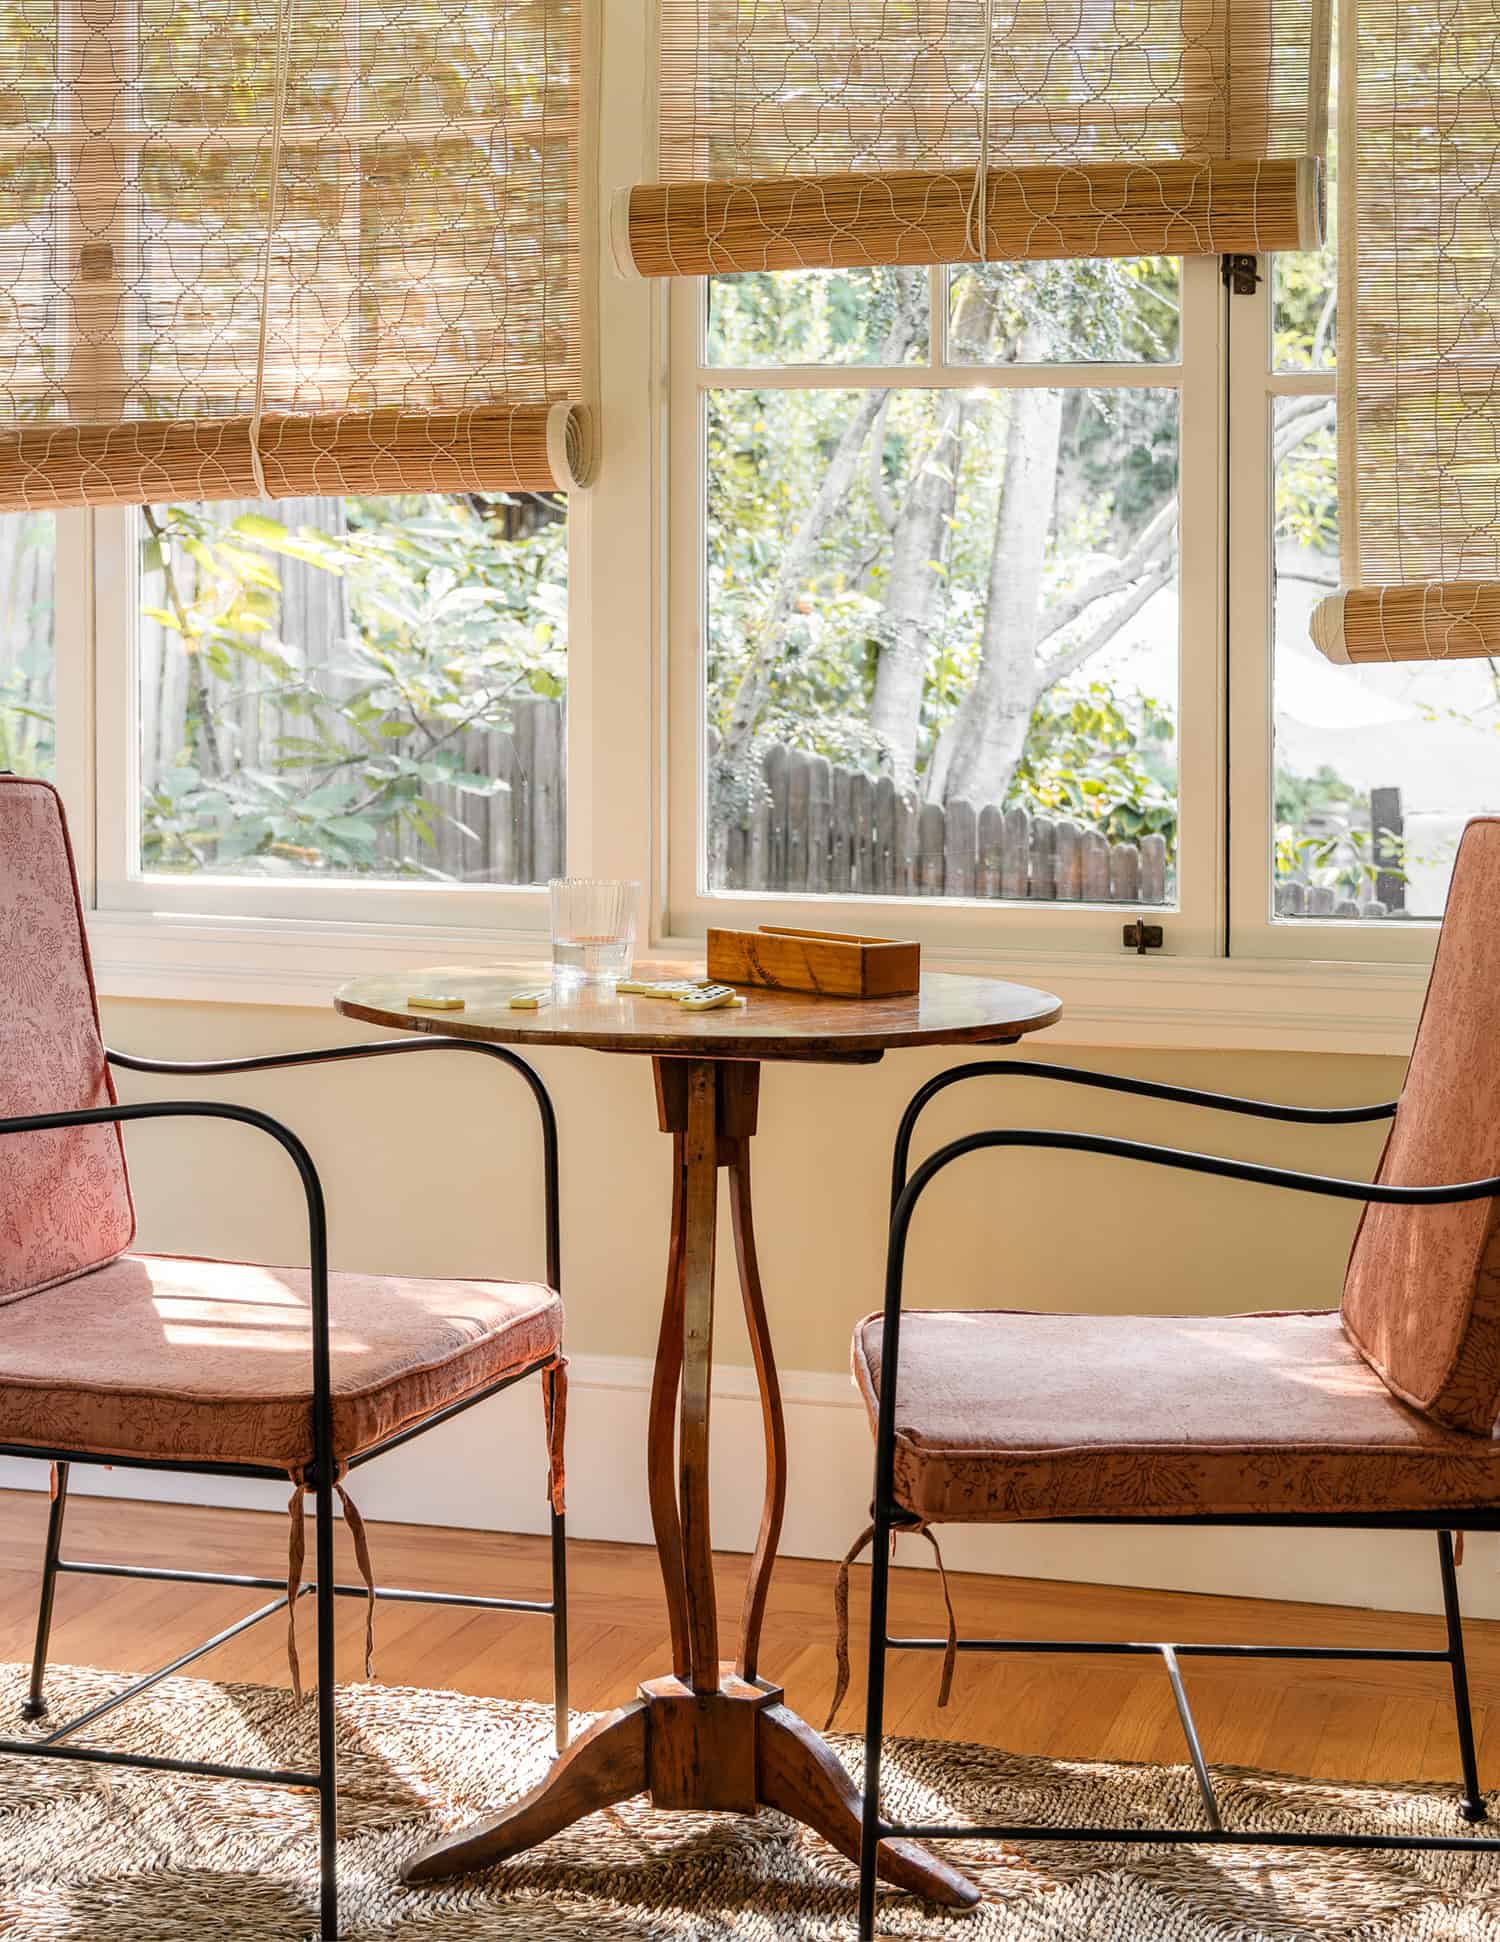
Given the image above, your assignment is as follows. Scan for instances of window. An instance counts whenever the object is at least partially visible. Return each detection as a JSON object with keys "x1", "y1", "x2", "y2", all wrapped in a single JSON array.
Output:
[
  {"x1": 0, "y1": 7, "x2": 1465, "y2": 1016},
  {"x1": 671, "y1": 258, "x2": 1226, "y2": 956},
  {"x1": 133, "y1": 495, "x2": 565, "y2": 888},
  {"x1": 79, "y1": 491, "x2": 567, "y2": 927},
  {"x1": 1228, "y1": 113, "x2": 1500, "y2": 963}
]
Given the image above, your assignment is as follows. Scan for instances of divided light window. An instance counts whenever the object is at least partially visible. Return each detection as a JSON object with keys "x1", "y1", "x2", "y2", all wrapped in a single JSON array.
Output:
[{"x1": 679, "y1": 259, "x2": 1214, "y2": 937}]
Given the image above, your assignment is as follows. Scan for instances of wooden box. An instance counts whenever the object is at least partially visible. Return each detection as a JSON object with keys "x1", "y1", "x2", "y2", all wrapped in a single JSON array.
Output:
[{"x1": 705, "y1": 924, "x2": 920, "y2": 998}]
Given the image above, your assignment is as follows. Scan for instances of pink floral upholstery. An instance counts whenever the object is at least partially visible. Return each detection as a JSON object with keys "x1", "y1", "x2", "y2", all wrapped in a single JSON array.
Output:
[
  {"x1": 0, "y1": 778, "x2": 565, "y2": 1509},
  {"x1": 852, "y1": 1308, "x2": 1500, "y2": 1525},
  {"x1": 0, "y1": 777, "x2": 134, "y2": 1301},
  {"x1": 1343, "y1": 817, "x2": 1500, "y2": 1433},
  {"x1": 0, "y1": 1253, "x2": 562, "y2": 1472}
]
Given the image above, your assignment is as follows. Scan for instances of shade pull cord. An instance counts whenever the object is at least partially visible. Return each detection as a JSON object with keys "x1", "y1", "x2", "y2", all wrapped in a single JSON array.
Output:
[
  {"x1": 542, "y1": 1356, "x2": 569, "y2": 1515},
  {"x1": 964, "y1": 0, "x2": 996, "y2": 263},
  {"x1": 251, "y1": 0, "x2": 297, "y2": 500},
  {"x1": 823, "y1": 1518, "x2": 957, "y2": 1732}
]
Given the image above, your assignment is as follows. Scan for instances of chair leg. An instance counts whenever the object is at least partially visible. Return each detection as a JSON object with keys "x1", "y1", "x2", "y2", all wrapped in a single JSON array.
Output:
[
  {"x1": 1438, "y1": 1530, "x2": 1486, "y2": 1823},
  {"x1": 550, "y1": 1507, "x2": 570, "y2": 1755},
  {"x1": 22, "y1": 1463, "x2": 70, "y2": 1722},
  {"x1": 315, "y1": 1476, "x2": 340, "y2": 1941},
  {"x1": 857, "y1": 1499, "x2": 896, "y2": 1942}
]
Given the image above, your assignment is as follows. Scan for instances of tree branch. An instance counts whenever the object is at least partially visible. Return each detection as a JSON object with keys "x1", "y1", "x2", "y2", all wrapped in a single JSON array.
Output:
[
  {"x1": 1273, "y1": 397, "x2": 1335, "y2": 466},
  {"x1": 1031, "y1": 547, "x2": 1178, "y2": 699},
  {"x1": 1034, "y1": 496, "x2": 1178, "y2": 648},
  {"x1": 867, "y1": 395, "x2": 897, "y2": 533},
  {"x1": 720, "y1": 271, "x2": 927, "y2": 759}
]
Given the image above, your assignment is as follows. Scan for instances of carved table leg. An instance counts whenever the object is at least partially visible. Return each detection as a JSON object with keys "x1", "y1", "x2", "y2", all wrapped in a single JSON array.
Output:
[
  {"x1": 403, "y1": 1056, "x2": 978, "y2": 1911},
  {"x1": 404, "y1": 1704, "x2": 648, "y2": 1881}
]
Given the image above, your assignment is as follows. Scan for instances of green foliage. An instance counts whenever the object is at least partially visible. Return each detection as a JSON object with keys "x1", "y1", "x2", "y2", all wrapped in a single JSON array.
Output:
[
  {"x1": 0, "y1": 672, "x2": 51, "y2": 776},
  {"x1": 141, "y1": 493, "x2": 566, "y2": 876},
  {"x1": 705, "y1": 261, "x2": 1183, "y2": 854},
  {"x1": 1273, "y1": 765, "x2": 1404, "y2": 899},
  {"x1": 1011, "y1": 683, "x2": 1177, "y2": 851}
]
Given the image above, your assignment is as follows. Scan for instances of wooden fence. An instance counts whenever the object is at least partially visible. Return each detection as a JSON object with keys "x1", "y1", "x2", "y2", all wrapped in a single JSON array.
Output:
[
  {"x1": 718, "y1": 740, "x2": 1171, "y2": 903},
  {"x1": 137, "y1": 499, "x2": 565, "y2": 884}
]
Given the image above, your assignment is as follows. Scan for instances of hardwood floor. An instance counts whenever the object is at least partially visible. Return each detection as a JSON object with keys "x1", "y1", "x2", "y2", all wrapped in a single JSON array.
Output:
[{"x1": 0, "y1": 1487, "x2": 1494, "y2": 1792}]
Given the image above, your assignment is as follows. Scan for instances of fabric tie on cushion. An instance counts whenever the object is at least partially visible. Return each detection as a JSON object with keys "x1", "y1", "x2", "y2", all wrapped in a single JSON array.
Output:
[
  {"x1": 823, "y1": 1519, "x2": 957, "y2": 1732},
  {"x1": 542, "y1": 1356, "x2": 568, "y2": 1515},
  {"x1": 334, "y1": 1482, "x2": 378, "y2": 1683},
  {"x1": 285, "y1": 1484, "x2": 306, "y2": 1701},
  {"x1": 284, "y1": 1476, "x2": 377, "y2": 1702}
]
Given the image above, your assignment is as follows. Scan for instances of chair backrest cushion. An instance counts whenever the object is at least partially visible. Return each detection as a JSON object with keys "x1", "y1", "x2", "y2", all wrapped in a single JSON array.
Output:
[
  {"x1": 0, "y1": 776, "x2": 135, "y2": 1300},
  {"x1": 1342, "y1": 817, "x2": 1500, "y2": 1434}
]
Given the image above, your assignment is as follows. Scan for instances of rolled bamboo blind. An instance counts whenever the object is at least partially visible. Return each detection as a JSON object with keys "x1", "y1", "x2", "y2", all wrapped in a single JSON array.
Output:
[
  {"x1": 617, "y1": 0, "x2": 1331, "y2": 276},
  {"x1": 1310, "y1": 0, "x2": 1500, "y2": 665},
  {"x1": 0, "y1": 0, "x2": 591, "y2": 511}
]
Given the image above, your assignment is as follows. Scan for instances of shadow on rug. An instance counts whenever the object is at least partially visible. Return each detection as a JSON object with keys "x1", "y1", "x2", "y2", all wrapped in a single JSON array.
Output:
[{"x1": 0, "y1": 1664, "x2": 1493, "y2": 1939}]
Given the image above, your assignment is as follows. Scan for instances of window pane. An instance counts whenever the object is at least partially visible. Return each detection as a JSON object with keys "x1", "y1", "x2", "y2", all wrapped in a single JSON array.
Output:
[
  {"x1": 1272, "y1": 398, "x2": 1499, "y2": 921},
  {"x1": 0, "y1": 512, "x2": 55, "y2": 779},
  {"x1": 1273, "y1": 234, "x2": 1336, "y2": 372},
  {"x1": 138, "y1": 493, "x2": 566, "y2": 883},
  {"x1": 705, "y1": 384, "x2": 1179, "y2": 901},
  {"x1": 947, "y1": 259, "x2": 1180, "y2": 364},
  {"x1": 706, "y1": 268, "x2": 930, "y2": 367}
]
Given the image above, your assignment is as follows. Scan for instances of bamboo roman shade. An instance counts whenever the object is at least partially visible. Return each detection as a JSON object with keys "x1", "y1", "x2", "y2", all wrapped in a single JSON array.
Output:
[
  {"x1": 0, "y1": 0, "x2": 591, "y2": 512},
  {"x1": 616, "y1": 0, "x2": 1331, "y2": 277},
  {"x1": 1310, "y1": 0, "x2": 1500, "y2": 666}
]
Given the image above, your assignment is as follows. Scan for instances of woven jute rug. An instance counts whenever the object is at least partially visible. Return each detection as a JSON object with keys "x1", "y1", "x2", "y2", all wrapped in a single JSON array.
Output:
[{"x1": 0, "y1": 1664, "x2": 1494, "y2": 1940}]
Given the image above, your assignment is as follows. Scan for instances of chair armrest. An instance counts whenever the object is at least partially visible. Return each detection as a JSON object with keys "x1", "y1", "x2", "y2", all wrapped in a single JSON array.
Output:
[
  {"x1": 891, "y1": 1058, "x2": 1398, "y2": 1211},
  {"x1": 0, "y1": 1099, "x2": 337, "y2": 1484},
  {"x1": 108, "y1": 1036, "x2": 561, "y2": 1292}
]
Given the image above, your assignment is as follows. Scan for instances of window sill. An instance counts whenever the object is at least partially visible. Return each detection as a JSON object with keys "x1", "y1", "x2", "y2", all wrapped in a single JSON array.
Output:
[{"x1": 87, "y1": 910, "x2": 1425, "y2": 1058}]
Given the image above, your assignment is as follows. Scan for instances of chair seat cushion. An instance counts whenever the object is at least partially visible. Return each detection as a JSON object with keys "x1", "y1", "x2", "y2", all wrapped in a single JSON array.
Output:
[
  {"x1": 0, "y1": 1254, "x2": 561, "y2": 1473},
  {"x1": 852, "y1": 1308, "x2": 1500, "y2": 1524}
]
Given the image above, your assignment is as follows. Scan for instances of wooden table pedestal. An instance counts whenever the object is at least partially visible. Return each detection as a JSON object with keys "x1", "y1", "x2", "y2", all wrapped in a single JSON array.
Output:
[{"x1": 404, "y1": 1056, "x2": 980, "y2": 1908}]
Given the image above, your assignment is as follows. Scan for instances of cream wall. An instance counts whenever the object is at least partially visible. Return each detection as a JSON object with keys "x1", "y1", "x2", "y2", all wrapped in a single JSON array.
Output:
[{"x1": 19, "y1": 998, "x2": 1467, "y2": 1620}]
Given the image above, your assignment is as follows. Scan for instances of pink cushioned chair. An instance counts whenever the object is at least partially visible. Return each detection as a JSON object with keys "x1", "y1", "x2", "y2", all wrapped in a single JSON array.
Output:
[
  {"x1": 851, "y1": 815, "x2": 1500, "y2": 1938},
  {"x1": 0, "y1": 773, "x2": 569, "y2": 1942}
]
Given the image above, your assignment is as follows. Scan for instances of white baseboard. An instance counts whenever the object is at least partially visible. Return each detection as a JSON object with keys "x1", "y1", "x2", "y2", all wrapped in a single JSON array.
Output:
[{"x1": 2, "y1": 1352, "x2": 1493, "y2": 1622}]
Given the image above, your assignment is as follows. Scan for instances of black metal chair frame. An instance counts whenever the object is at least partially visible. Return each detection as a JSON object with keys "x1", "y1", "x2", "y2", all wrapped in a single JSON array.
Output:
[
  {"x1": 0, "y1": 1035, "x2": 570, "y2": 1942},
  {"x1": 858, "y1": 1059, "x2": 1500, "y2": 1940}
]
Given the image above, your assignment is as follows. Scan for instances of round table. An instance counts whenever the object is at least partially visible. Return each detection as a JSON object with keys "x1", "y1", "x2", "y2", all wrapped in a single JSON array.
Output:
[{"x1": 335, "y1": 961, "x2": 1061, "y2": 1906}]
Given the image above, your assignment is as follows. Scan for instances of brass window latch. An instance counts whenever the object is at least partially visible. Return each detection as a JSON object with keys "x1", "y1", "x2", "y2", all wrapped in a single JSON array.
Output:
[{"x1": 1122, "y1": 921, "x2": 1164, "y2": 955}]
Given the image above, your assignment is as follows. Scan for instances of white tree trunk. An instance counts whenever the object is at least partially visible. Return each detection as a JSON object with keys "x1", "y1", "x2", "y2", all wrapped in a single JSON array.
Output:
[
  {"x1": 940, "y1": 347, "x2": 1063, "y2": 807},
  {"x1": 719, "y1": 272, "x2": 927, "y2": 765},
  {"x1": 867, "y1": 391, "x2": 967, "y2": 788}
]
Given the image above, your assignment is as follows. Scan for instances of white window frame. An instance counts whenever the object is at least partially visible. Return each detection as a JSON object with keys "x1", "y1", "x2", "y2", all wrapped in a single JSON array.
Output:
[
  {"x1": 1225, "y1": 269, "x2": 1433, "y2": 964},
  {"x1": 85, "y1": 502, "x2": 576, "y2": 933},
  {"x1": 665, "y1": 261, "x2": 1230, "y2": 961}
]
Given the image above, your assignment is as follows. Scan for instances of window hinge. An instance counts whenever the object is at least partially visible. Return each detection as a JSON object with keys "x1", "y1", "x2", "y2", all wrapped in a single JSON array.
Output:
[
  {"x1": 1122, "y1": 921, "x2": 1165, "y2": 955},
  {"x1": 1220, "y1": 252, "x2": 1261, "y2": 296}
]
